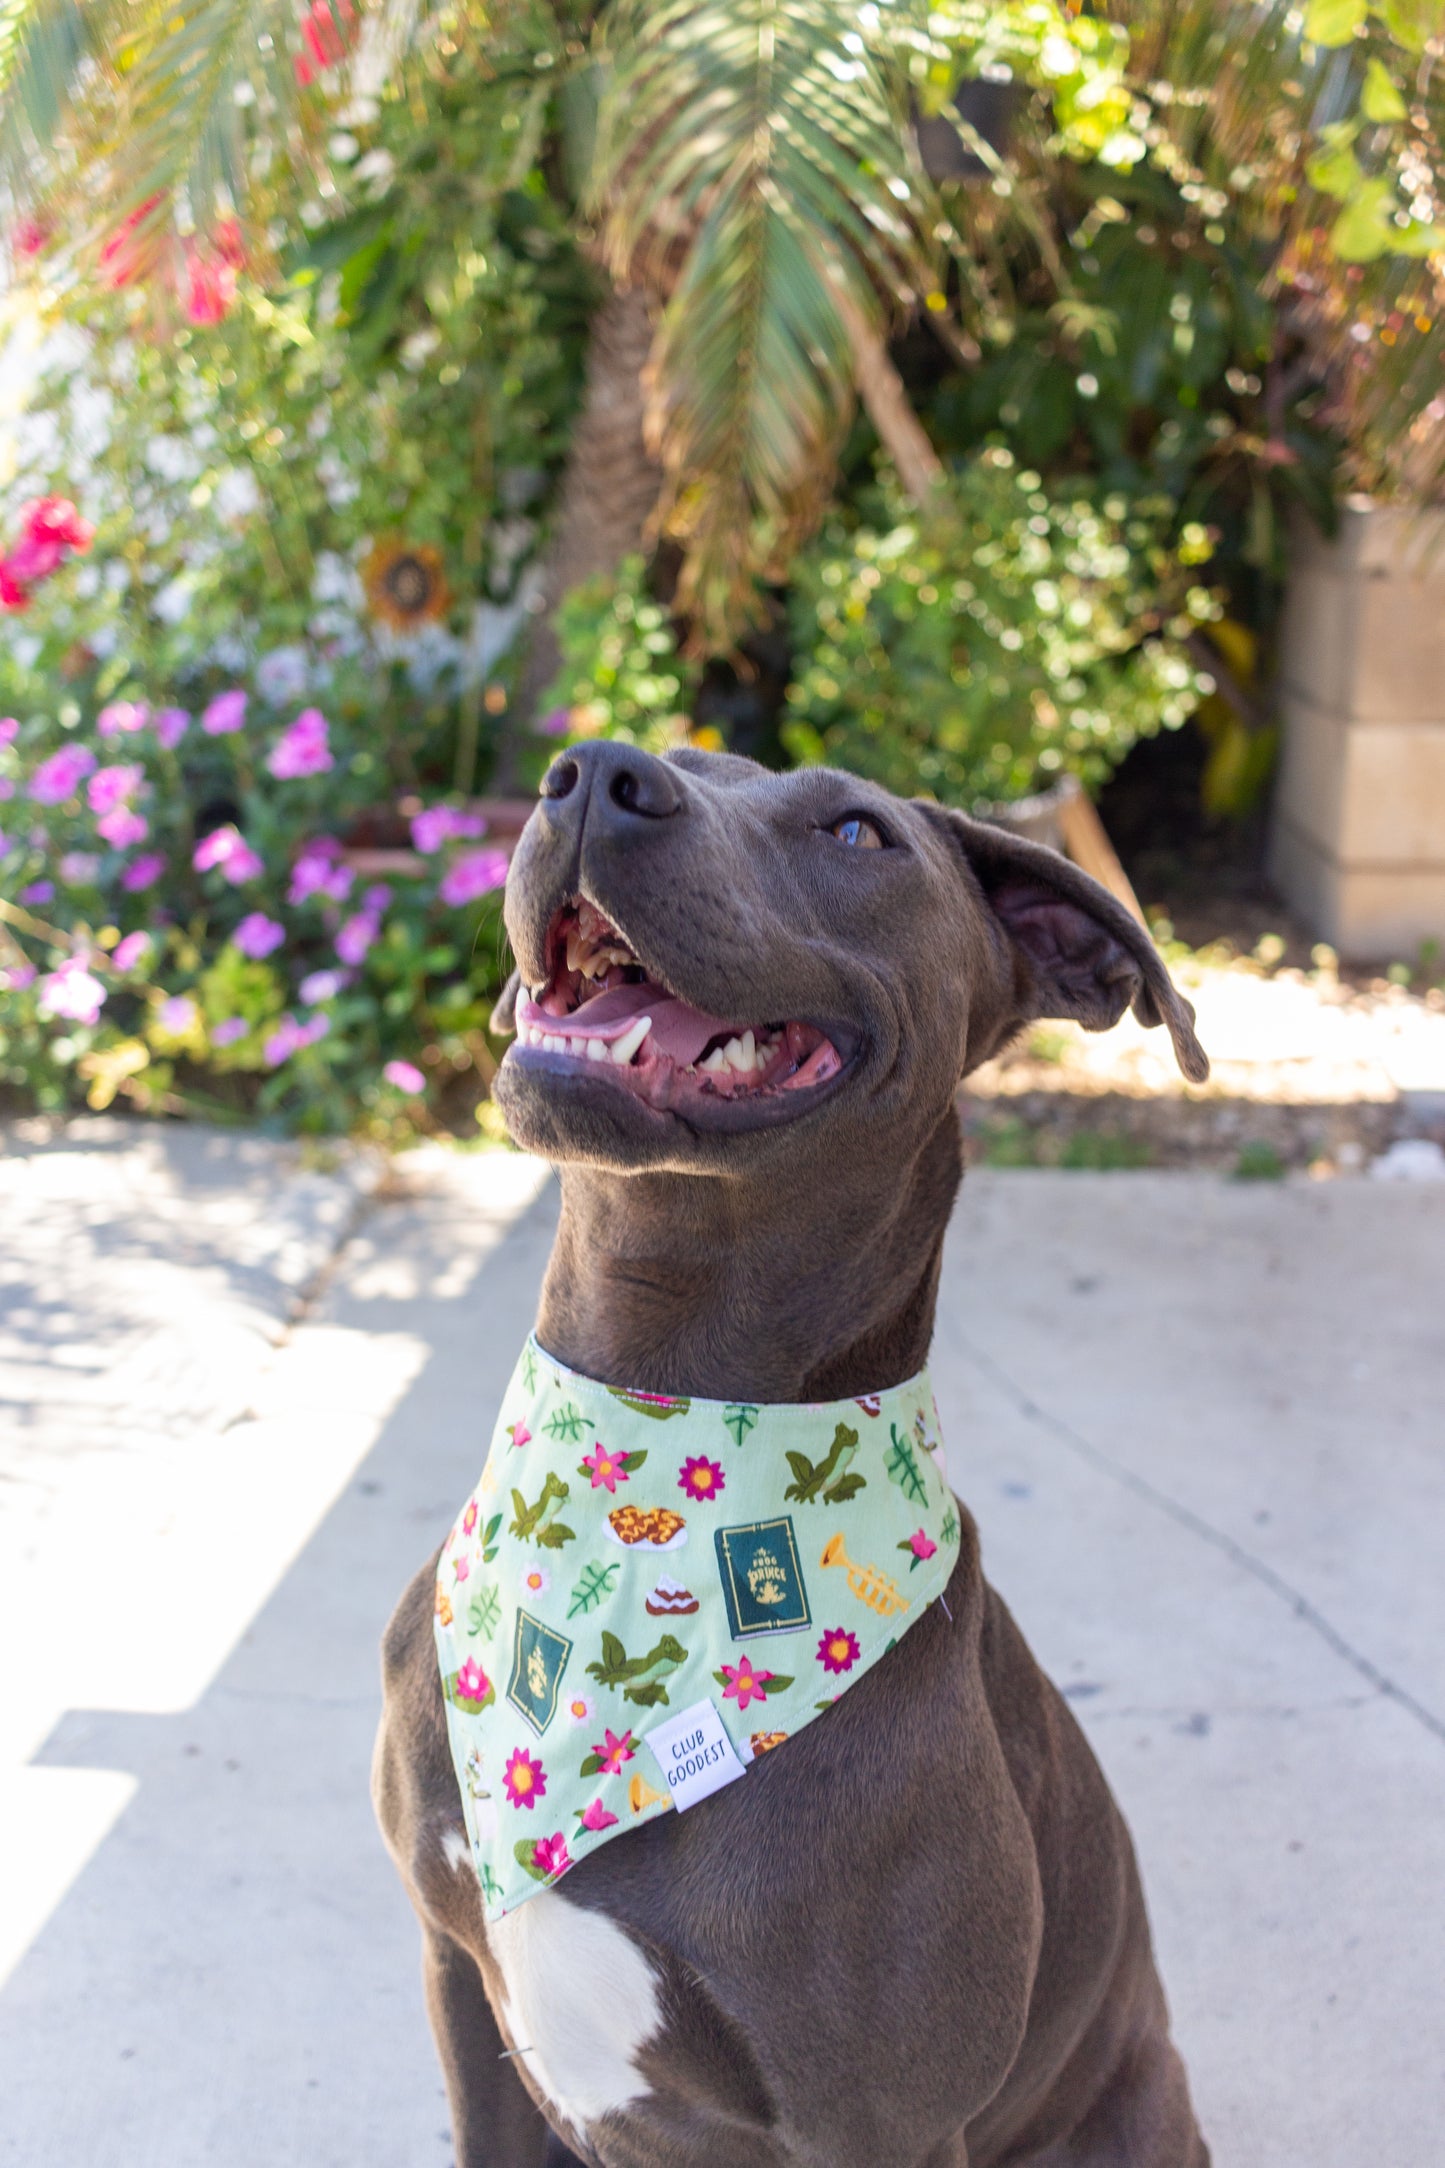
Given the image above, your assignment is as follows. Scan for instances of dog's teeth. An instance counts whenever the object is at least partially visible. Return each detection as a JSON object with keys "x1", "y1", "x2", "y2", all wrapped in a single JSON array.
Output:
[
  {"x1": 569, "y1": 1037, "x2": 586, "y2": 1057},
  {"x1": 700, "y1": 1048, "x2": 728, "y2": 1073},
  {"x1": 586, "y1": 1038, "x2": 607, "y2": 1061},
  {"x1": 720, "y1": 1035, "x2": 750, "y2": 1071},
  {"x1": 545, "y1": 1033, "x2": 565, "y2": 1053},
  {"x1": 739, "y1": 1030, "x2": 756, "y2": 1070},
  {"x1": 611, "y1": 1017, "x2": 651, "y2": 1066}
]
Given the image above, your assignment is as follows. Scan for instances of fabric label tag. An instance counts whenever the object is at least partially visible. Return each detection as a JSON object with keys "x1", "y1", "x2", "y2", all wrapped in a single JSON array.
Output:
[{"x1": 645, "y1": 1699, "x2": 747, "y2": 1811}]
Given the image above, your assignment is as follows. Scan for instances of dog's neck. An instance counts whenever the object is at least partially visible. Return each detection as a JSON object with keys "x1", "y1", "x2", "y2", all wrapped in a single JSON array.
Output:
[{"x1": 535, "y1": 1110, "x2": 963, "y2": 1402}]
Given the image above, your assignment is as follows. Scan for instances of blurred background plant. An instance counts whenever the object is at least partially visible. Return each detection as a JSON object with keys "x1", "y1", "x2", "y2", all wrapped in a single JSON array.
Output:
[{"x1": 3, "y1": 0, "x2": 1445, "y2": 1131}]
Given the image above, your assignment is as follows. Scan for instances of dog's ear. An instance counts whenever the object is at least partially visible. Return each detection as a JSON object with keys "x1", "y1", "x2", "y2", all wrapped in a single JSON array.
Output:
[
  {"x1": 492, "y1": 967, "x2": 521, "y2": 1035},
  {"x1": 922, "y1": 804, "x2": 1209, "y2": 1084}
]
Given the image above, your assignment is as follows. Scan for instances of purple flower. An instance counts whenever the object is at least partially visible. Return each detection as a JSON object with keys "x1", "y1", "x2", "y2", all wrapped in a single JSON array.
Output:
[
  {"x1": 157, "y1": 995, "x2": 198, "y2": 1034},
  {"x1": 266, "y1": 706, "x2": 333, "y2": 779},
  {"x1": 335, "y1": 910, "x2": 380, "y2": 966},
  {"x1": 263, "y1": 1009, "x2": 330, "y2": 1068},
  {"x1": 411, "y1": 804, "x2": 486, "y2": 854},
  {"x1": 232, "y1": 911, "x2": 285, "y2": 959},
  {"x1": 211, "y1": 1016, "x2": 249, "y2": 1047},
  {"x1": 88, "y1": 763, "x2": 143, "y2": 815},
  {"x1": 0, "y1": 716, "x2": 18, "y2": 744},
  {"x1": 288, "y1": 841, "x2": 353, "y2": 906},
  {"x1": 299, "y1": 967, "x2": 350, "y2": 1003},
  {"x1": 536, "y1": 707, "x2": 573, "y2": 737},
  {"x1": 59, "y1": 851, "x2": 100, "y2": 885},
  {"x1": 97, "y1": 806, "x2": 149, "y2": 849},
  {"x1": 113, "y1": 931, "x2": 153, "y2": 971},
  {"x1": 194, "y1": 824, "x2": 264, "y2": 884},
  {"x1": 37, "y1": 957, "x2": 106, "y2": 1025},
  {"x1": 363, "y1": 882, "x2": 392, "y2": 911},
  {"x1": 122, "y1": 851, "x2": 167, "y2": 892},
  {"x1": 3, "y1": 960, "x2": 36, "y2": 990},
  {"x1": 153, "y1": 706, "x2": 190, "y2": 750},
  {"x1": 439, "y1": 848, "x2": 509, "y2": 907},
  {"x1": 383, "y1": 1059, "x2": 426, "y2": 1093},
  {"x1": 30, "y1": 744, "x2": 97, "y2": 804},
  {"x1": 97, "y1": 700, "x2": 148, "y2": 738},
  {"x1": 19, "y1": 880, "x2": 54, "y2": 905},
  {"x1": 201, "y1": 689, "x2": 247, "y2": 736}
]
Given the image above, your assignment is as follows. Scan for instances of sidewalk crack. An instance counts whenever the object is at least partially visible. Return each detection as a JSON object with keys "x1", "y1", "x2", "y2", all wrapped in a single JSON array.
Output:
[{"x1": 957, "y1": 1333, "x2": 1445, "y2": 1752}]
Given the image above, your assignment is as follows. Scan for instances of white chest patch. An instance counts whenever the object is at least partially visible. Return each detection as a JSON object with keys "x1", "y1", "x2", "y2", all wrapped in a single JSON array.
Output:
[{"x1": 488, "y1": 1890, "x2": 662, "y2": 2135}]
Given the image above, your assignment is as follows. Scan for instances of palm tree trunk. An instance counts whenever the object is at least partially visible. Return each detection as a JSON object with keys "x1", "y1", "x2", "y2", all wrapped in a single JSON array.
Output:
[{"x1": 496, "y1": 283, "x2": 663, "y2": 780}]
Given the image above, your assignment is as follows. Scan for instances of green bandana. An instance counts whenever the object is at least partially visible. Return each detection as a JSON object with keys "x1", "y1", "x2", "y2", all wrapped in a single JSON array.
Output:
[{"x1": 434, "y1": 1336, "x2": 961, "y2": 1918}]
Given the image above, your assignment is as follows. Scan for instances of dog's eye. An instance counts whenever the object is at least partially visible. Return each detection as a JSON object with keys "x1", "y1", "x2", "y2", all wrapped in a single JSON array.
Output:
[{"x1": 829, "y1": 815, "x2": 884, "y2": 850}]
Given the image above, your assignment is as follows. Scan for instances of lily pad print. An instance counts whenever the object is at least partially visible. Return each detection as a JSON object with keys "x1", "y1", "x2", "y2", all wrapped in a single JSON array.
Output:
[{"x1": 445, "y1": 1657, "x2": 496, "y2": 1715}]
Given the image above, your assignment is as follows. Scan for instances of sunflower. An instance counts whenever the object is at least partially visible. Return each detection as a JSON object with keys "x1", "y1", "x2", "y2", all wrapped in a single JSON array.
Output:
[{"x1": 362, "y1": 539, "x2": 450, "y2": 631}]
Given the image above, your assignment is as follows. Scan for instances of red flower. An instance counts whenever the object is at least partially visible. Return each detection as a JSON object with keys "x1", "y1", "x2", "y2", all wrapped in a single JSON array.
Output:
[
  {"x1": 296, "y1": 0, "x2": 354, "y2": 78},
  {"x1": 678, "y1": 1454, "x2": 725, "y2": 1503},
  {"x1": 503, "y1": 1746, "x2": 547, "y2": 1810},
  {"x1": 816, "y1": 1627, "x2": 861, "y2": 1677},
  {"x1": 718, "y1": 1656, "x2": 774, "y2": 1711},
  {"x1": 578, "y1": 1798, "x2": 619, "y2": 1833},
  {"x1": 0, "y1": 560, "x2": 28, "y2": 613},
  {"x1": 908, "y1": 1529, "x2": 937, "y2": 1561},
  {"x1": 531, "y1": 1831, "x2": 572, "y2": 1879},
  {"x1": 99, "y1": 196, "x2": 166, "y2": 289}
]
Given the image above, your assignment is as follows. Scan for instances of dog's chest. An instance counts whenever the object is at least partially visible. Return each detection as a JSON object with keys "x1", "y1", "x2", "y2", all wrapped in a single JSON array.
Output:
[{"x1": 487, "y1": 1890, "x2": 663, "y2": 2136}]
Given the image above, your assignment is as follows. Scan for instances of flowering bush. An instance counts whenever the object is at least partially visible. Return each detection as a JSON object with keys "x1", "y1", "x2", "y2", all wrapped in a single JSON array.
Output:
[{"x1": 0, "y1": 672, "x2": 514, "y2": 1133}]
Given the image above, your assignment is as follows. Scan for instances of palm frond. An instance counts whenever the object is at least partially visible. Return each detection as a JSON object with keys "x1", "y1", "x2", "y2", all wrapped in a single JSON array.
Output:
[
  {"x1": 594, "y1": 0, "x2": 937, "y2": 642},
  {"x1": 0, "y1": 0, "x2": 95, "y2": 189}
]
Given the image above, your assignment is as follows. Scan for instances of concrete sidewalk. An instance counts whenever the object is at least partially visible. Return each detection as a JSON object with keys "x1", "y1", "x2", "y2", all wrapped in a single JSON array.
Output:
[{"x1": 0, "y1": 1122, "x2": 1440, "y2": 2165}]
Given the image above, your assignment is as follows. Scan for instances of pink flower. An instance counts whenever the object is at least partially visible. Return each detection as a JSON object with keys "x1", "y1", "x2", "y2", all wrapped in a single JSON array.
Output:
[
  {"x1": 461, "y1": 1499, "x2": 479, "y2": 1536},
  {"x1": 563, "y1": 1690, "x2": 596, "y2": 1726},
  {"x1": 6, "y1": 497, "x2": 94, "y2": 586},
  {"x1": 530, "y1": 1832, "x2": 571, "y2": 1879},
  {"x1": 12, "y1": 217, "x2": 47, "y2": 260},
  {"x1": 102, "y1": 705, "x2": 153, "y2": 751},
  {"x1": 59, "y1": 852, "x2": 100, "y2": 885},
  {"x1": 194, "y1": 824, "x2": 263, "y2": 884},
  {"x1": 581, "y1": 1442, "x2": 628, "y2": 1494},
  {"x1": 300, "y1": 968, "x2": 349, "y2": 1003},
  {"x1": 536, "y1": 707, "x2": 572, "y2": 737},
  {"x1": 0, "y1": 717, "x2": 17, "y2": 743},
  {"x1": 288, "y1": 841, "x2": 353, "y2": 906},
  {"x1": 3, "y1": 961, "x2": 36, "y2": 990},
  {"x1": 579, "y1": 1798, "x2": 618, "y2": 1833},
  {"x1": 88, "y1": 763, "x2": 143, "y2": 815},
  {"x1": 503, "y1": 1746, "x2": 547, "y2": 1810},
  {"x1": 908, "y1": 1529, "x2": 938, "y2": 1562},
  {"x1": 211, "y1": 1017, "x2": 249, "y2": 1046},
  {"x1": 122, "y1": 852, "x2": 167, "y2": 892},
  {"x1": 383, "y1": 1059, "x2": 425, "y2": 1093},
  {"x1": 816, "y1": 1627, "x2": 861, "y2": 1677},
  {"x1": 158, "y1": 995, "x2": 199, "y2": 1034},
  {"x1": 113, "y1": 931, "x2": 153, "y2": 972},
  {"x1": 30, "y1": 744, "x2": 96, "y2": 804},
  {"x1": 678, "y1": 1455, "x2": 725, "y2": 1503},
  {"x1": 233, "y1": 912, "x2": 285, "y2": 959},
  {"x1": 438, "y1": 848, "x2": 509, "y2": 907},
  {"x1": 97, "y1": 806, "x2": 149, "y2": 849},
  {"x1": 508, "y1": 1422, "x2": 531, "y2": 1451},
  {"x1": 335, "y1": 910, "x2": 380, "y2": 966},
  {"x1": 300, "y1": 0, "x2": 353, "y2": 72},
  {"x1": 591, "y1": 1728, "x2": 635, "y2": 1777},
  {"x1": 411, "y1": 804, "x2": 486, "y2": 854},
  {"x1": 0, "y1": 560, "x2": 29, "y2": 612},
  {"x1": 455, "y1": 1657, "x2": 492, "y2": 1707},
  {"x1": 718, "y1": 1656, "x2": 775, "y2": 1712},
  {"x1": 184, "y1": 239, "x2": 238, "y2": 327},
  {"x1": 99, "y1": 196, "x2": 164, "y2": 289},
  {"x1": 37, "y1": 958, "x2": 106, "y2": 1025},
  {"x1": 267, "y1": 707, "x2": 333, "y2": 779},
  {"x1": 263, "y1": 1010, "x2": 330, "y2": 1067},
  {"x1": 201, "y1": 689, "x2": 247, "y2": 736},
  {"x1": 153, "y1": 707, "x2": 189, "y2": 750}
]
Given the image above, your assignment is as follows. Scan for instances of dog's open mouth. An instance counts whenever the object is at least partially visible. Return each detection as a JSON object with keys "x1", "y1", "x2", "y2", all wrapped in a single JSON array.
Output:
[{"x1": 511, "y1": 899, "x2": 850, "y2": 1120}]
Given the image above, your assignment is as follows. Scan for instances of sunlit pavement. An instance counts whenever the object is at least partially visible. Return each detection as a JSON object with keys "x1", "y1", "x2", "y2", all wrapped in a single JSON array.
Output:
[{"x1": 0, "y1": 1124, "x2": 1440, "y2": 2166}]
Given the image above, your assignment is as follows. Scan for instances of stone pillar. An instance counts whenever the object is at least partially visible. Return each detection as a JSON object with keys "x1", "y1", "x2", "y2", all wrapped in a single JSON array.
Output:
[{"x1": 1272, "y1": 498, "x2": 1445, "y2": 959}]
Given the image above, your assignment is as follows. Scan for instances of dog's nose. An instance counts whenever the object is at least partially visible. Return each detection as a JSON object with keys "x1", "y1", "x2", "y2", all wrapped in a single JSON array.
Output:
[{"x1": 540, "y1": 740, "x2": 684, "y2": 825}]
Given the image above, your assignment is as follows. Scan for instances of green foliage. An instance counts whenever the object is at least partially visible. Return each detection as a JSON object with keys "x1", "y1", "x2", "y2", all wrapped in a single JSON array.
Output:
[
  {"x1": 785, "y1": 451, "x2": 1213, "y2": 805},
  {"x1": 566, "y1": 1561, "x2": 620, "y2": 1620},
  {"x1": 883, "y1": 1425, "x2": 928, "y2": 1507},
  {"x1": 1234, "y1": 1140, "x2": 1286, "y2": 1181}
]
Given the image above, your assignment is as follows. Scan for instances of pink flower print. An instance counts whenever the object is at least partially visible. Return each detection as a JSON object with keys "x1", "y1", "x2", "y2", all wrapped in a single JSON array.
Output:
[
  {"x1": 503, "y1": 1747, "x2": 547, "y2": 1810},
  {"x1": 122, "y1": 851, "x2": 166, "y2": 892},
  {"x1": 201, "y1": 688, "x2": 247, "y2": 736},
  {"x1": 453, "y1": 1553, "x2": 471, "y2": 1583},
  {"x1": 592, "y1": 1728, "x2": 635, "y2": 1777},
  {"x1": 461, "y1": 1500, "x2": 479, "y2": 1537},
  {"x1": 579, "y1": 1798, "x2": 618, "y2": 1833},
  {"x1": 96, "y1": 805, "x2": 149, "y2": 849},
  {"x1": 581, "y1": 1443, "x2": 628, "y2": 1494},
  {"x1": 519, "y1": 1563, "x2": 550, "y2": 1601},
  {"x1": 531, "y1": 1831, "x2": 571, "y2": 1880},
  {"x1": 564, "y1": 1691, "x2": 596, "y2": 1727},
  {"x1": 816, "y1": 1627, "x2": 861, "y2": 1677},
  {"x1": 507, "y1": 1422, "x2": 531, "y2": 1451},
  {"x1": 718, "y1": 1656, "x2": 774, "y2": 1712},
  {"x1": 907, "y1": 1529, "x2": 937, "y2": 1563},
  {"x1": 456, "y1": 1657, "x2": 490, "y2": 1703},
  {"x1": 678, "y1": 1455, "x2": 725, "y2": 1503}
]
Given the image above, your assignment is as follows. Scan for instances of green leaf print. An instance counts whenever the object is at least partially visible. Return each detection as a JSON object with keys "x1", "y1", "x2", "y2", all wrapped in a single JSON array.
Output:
[
  {"x1": 605, "y1": 1386, "x2": 692, "y2": 1420},
  {"x1": 542, "y1": 1400, "x2": 587, "y2": 1444},
  {"x1": 586, "y1": 1629, "x2": 689, "y2": 1707},
  {"x1": 567, "y1": 1561, "x2": 620, "y2": 1618},
  {"x1": 884, "y1": 1424, "x2": 927, "y2": 1506},
  {"x1": 940, "y1": 1506, "x2": 959, "y2": 1547},
  {"x1": 467, "y1": 1584, "x2": 502, "y2": 1639},
  {"x1": 520, "y1": 1346, "x2": 538, "y2": 1393},
  {"x1": 480, "y1": 1512, "x2": 503, "y2": 1564},
  {"x1": 722, "y1": 1403, "x2": 759, "y2": 1446},
  {"x1": 480, "y1": 1862, "x2": 503, "y2": 1907},
  {"x1": 782, "y1": 1423, "x2": 863, "y2": 1505}
]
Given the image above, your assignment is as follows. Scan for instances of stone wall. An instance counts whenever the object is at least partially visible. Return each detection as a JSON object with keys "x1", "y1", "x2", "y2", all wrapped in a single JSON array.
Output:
[{"x1": 1272, "y1": 498, "x2": 1445, "y2": 959}]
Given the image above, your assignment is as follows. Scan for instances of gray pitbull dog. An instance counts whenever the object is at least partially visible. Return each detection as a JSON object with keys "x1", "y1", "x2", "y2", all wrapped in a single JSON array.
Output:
[{"x1": 374, "y1": 740, "x2": 1213, "y2": 2168}]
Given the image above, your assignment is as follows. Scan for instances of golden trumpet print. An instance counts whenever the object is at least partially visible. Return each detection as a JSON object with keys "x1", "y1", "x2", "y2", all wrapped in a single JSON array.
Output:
[{"x1": 820, "y1": 1532, "x2": 911, "y2": 1618}]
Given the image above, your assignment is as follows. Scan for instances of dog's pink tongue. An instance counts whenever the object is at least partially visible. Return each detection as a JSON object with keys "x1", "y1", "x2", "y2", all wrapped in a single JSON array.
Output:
[{"x1": 574, "y1": 984, "x2": 736, "y2": 1066}]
